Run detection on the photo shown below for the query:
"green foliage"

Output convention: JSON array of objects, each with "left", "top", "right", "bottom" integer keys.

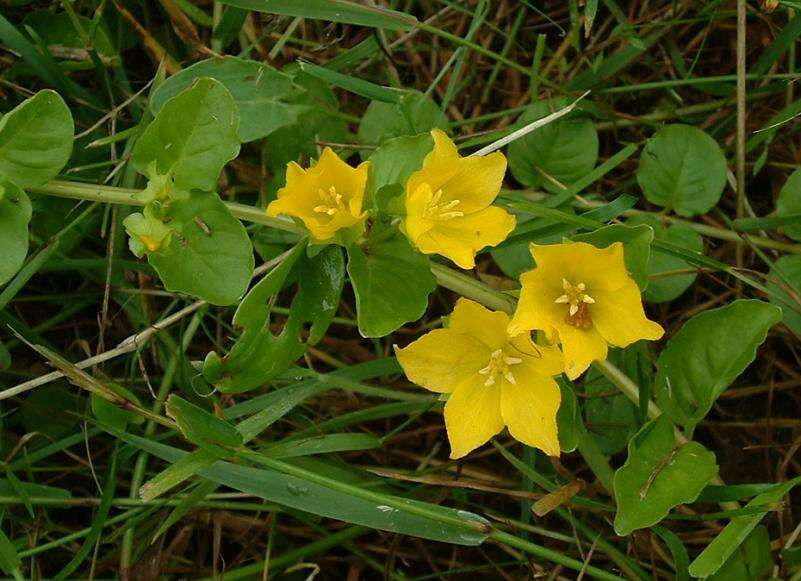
[
  {"left": 613, "top": 415, "right": 718, "bottom": 536},
  {"left": 134, "top": 77, "right": 240, "bottom": 192},
  {"left": 23, "top": 11, "right": 116, "bottom": 57},
  {"left": 776, "top": 168, "right": 801, "bottom": 240},
  {"left": 507, "top": 99, "right": 598, "bottom": 192},
  {"left": 768, "top": 255, "right": 801, "bottom": 336},
  {"left": 0, "top": 181, "right": 31, "bottom": 286},
  {"left": 366, "top": 133, "right": 433, "bottom": 200},
  {"left": 707, "top": 526, "right": 772, "bottom": 581},
  {"left": 203, "top": 243, "right": 344, "bottom": 392},
  {"left": 144, "top": 191, "right": 254, "bottom": 305},
  {"left": 0, "top": 89, "right": 74, "bottom": 188},
  {"left": 347, "top": 226, "right": 437, "bottom": 337},
  {"left": 166, "top": 395, "right": 243, "bottom": 448},
  {"left": 358, "top": 91, "right": 448, "bottom": 154},
  {"left": 150, "top": 57, "right": 307, "bottom": 143},
  {"left": 654, "top": 300, "right": 781, "bottom": 428},
  {"left": 690, "top": 477, "right": 801, "bottom": 577},
  {"left": 628, "top": 215, "right": 704, "bottom": 303},
  {"left": 637, "top": 124, "right": 727, "bottom": 217},
  {"left": 555, "top": 381, "right": 583, "bottom": 453}
]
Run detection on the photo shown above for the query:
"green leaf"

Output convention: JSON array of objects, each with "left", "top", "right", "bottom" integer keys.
[
  {"left": 628, "top": 215, "right": 703, "bottom": 303},
  {"left": 573, "top": 223, "right": 653, "bottom": 290},
  {"left": 707, "top": 526, "right": 772, "bottom": 581},
  {"left": 0, "top": 528, "right": 20, "bottom": 577},
  {"left": 507, "top": 99, "right": 598, "bottom": 193},
  {"left": 0, "top": 89, "right": 74, "bottom": 188},
  {"left": 108, "top": 427, "right": 490, "bottom": 546},
  {"left": 0, "top": 181, "right": 31, "bottom": 285},
  {"left": 262, "top": 433, "right": 381, "bottom": 458},
  {"left": 768, "top": 255, "right": 801, "bottom": 336},
  {"left": 166, "top": 395, "right": 243, "bottom": 448},
  {"left": 654, "top": 300, "right": 782, "bottom": 428},
  {"left": 358, "top": 91, "right": 448, "bottom": 155},
  {"left": 613, "top": 415, "right": 718, "bottom": 536},
  {"left": 636, "top": 124, "right": 727, "bottom": 217},
  {"left": 366, "top": 133, "right": 433, "bottom": 205},
  {"left": 583, "top": 365, "right": 640, "bottom": 455},
  {"left": 150, "top": 57, "right": 306, "bottom": 143},
  {"left": 23, "top": 11, "right": 116, "bottom": 57},
  {"left": 145, "top": 191, "right": 254, "bottom": 305},
  {"left": 292, "top": 245, "right": 346, "bottom": 344},
  {"left": 133, "top": 77, "right": 240, "bottom": 192},
  {"left": 689, "top": 477, "right": 801, "bottom": 577},
  {"left": 347, "top": 227, "right": 437, "bottom": 337},
  {"left": 91, "top": 383, "right": 144, "bottom": 430},
  {"left": 216, "top": 0, "right": 417, "bottom": 30},
  {"left": 204, "top": 244, "right": 344, "bottom": 392},
  {"left": 556, "top": 380, "right": 584, "bottom": 453},
  {"left": 652, "top": 525, "right": 690, "bottom": 581},
  {"left": 776, "top": 168, "right": 801, "bottom": 240}
]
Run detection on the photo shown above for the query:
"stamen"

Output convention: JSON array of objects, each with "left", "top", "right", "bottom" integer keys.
[
  {"left": 478, "top": 349, "right": 522, "bottom": 387},
  {"left": 558, "top": 278, "right": 595, "bottom": 329},
  {"left": 569, "top": 304, "right": 579, "bottom": 316},
  {"left": 582, "top": 295, "right": 595, "bottom": 304},
  {"left": 554, "top": 294, "right": 569, "bottom": 304}
]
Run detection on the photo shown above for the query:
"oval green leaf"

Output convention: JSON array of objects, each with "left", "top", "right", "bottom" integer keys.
[
  {"left": 508, "top": 99, "right": 598, "bottom": 193},
  {"left": 613, "top": 415, "right": 718, "bottom": 536},
  {"left": 0, "top": 89, "right": 74, "bottom": 188},
  {"left": 0, "top": 180, "right": 31, "bottom": 285},
  {"left": 776, "top": 167, "right": 801, "bottom": 240},
  {"left": 150, "top": 57, "right": 307, "bottom": 143},
  {"left": 134, "top": 77, "right": 240, "bottom": 192},
  {"left": 768, "top": 255, "right": 801, "bottom": 336},
  {"left": 654, "top": 300, "right": 782, "bottom": 428},
  {"left": 347, "top": 226, "right": 437, "bottom": 338},
  {"left": 146, "top": 191, "right": 254, "bottom": 305},
  {"left": 637, "top": 124, "right": 727, "bottom": 217}
]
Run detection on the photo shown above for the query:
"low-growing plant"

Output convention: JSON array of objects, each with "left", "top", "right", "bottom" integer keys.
[{"left": 1, "top": 1, "right": 801, "bottom": 579}]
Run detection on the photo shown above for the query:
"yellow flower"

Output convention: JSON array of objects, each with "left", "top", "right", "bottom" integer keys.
[
  {"left": 123, "top": 204, "right": 175, "bottom": 257},
  {"left": 395, "top": 298, "right": 563, "bottom": 459},
  {"left": 403, "top": 129, "right": 515, "bottom": 269},
  {"left": 267, "top": 148, "right": 369, "bottom": 244},
  {"left": 510, "top": 242, "right": 664, "bottom": 380}
]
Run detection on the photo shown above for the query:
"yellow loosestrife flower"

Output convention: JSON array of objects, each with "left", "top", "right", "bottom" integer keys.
[
  {"left": 267, "top": 148, "right": 369, "bottom": 244},
  {"left": 510, "top": 242, "right": 664, "bottom": 380},
  {"left": 395, "top": 298, "right": 563, "bottom": 459},
  {"left": 403, "top": 129, "right": 515, "bottom": 269}
]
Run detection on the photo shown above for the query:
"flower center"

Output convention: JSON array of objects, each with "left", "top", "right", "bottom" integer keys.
[
  {"left": 478, "top": 348, "right": 522, "bottom": 387},
  {"left": 555, "top": 278, "right": 595, "bottom": 329},
  {"left": 313, "top": 185, "right": 346, "bottom": 216},
  {"left": 423, "top": 187, "right": 464, "bottom": 221}
]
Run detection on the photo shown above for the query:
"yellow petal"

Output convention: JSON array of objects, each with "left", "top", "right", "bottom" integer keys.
[
  {"left": 448, "top": 298, "right": 510, "bottom": 351},
  {"left": 554, "top": 322, "right": 608, "bottom": 380},
  {"left": 509, "top": 334, "right": 564, "bottom": 377},
  {"left": 500, "top": 364, "right": 561, "bottom": 456},
  {"left": 529, "top": 241, "right": 632, "bottom": 292},
  {"left": 395, "top": 329, "right": 489, "bottom": 394},
  {"left": 509, "top": 273, "right": 562, "bottom": 336},
  {"left": 404, "top": 182, "right": 436, "bottom": 242},
  {"left": 266, "top": 148, "right": 369, "bottom": 242},
  {"left": 592, "top": 281, "right": 664, "bottom": 347},
  {"left": 444, "top": 374, "right": 504, "bottom": 459},
  {"left": 406, "top": 129, "right": 507, "bottom": 214},
  {"left": 412, "top": 206, "right": 516, "bottom": 269}
]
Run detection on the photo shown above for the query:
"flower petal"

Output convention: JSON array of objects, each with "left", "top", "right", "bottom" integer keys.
[
  {"left": 404, "top": 182, "right": 436, "bottom": 243},
  {"left": 448, "top": 298, "right": 510, "bottom": 351},
  {"left": 444, "top": 374, "right": 504, "bottom": 458},
  {"left": 592, "top": 281, "right": 664, "bottom": 347},
  {"left": 405, "top": 129, "right": 507, "bottom": 214},
  {"left": 530, "top": 241, "right": 631, "bottom": 292},
  {"left": 395, "top": 329, "right": 489, "bottom": 394},
  {"left": 413, "top": 206, "right": 516, "bottom": 269},
  {"left": 554, "top": 322, "right": 608, "bottom": 380},
  {"left": 509, "top": 334, "right": 564, "bottom": 377},
  {"left": 509, "top": 274, "right": 562, "bottom": 336},
  {"left": 500, "top": 364, "right": 561, "bottom": 456}
]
